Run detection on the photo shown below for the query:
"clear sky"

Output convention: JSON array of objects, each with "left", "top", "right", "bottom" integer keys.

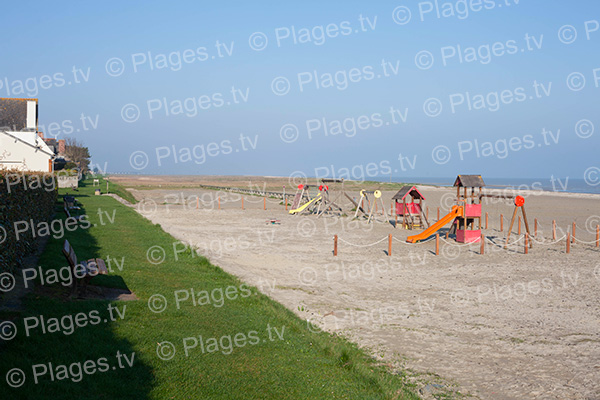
[{"left": 2, "top": 1, "right": 599, "bottom": 181}]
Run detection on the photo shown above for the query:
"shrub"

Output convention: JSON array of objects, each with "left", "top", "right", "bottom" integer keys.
[{"left": 0, "top": 170, "right": 57, "bottom": 274}]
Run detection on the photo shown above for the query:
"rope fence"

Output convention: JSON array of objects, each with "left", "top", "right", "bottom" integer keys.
[
  {"left": 186, "top": 186, "right": 600, "bottom": 255},
  {"left": 332, "top": 228, "right": 598, "bottom": 257},
  {"left": 337, "top": 236, "right": 389, "bottom": 248}
]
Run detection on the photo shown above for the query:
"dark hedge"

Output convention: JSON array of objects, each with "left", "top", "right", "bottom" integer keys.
[{"left": 0, "top": 170, "right": 57, "bottom": 274}]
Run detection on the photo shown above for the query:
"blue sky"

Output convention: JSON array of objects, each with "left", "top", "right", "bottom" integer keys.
[{"left": 1, "top": 1, "right": 599, "bottom": 180}]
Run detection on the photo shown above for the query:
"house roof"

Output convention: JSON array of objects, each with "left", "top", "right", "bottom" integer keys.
[
  {"left": 0, "top": 130, "right": 54, "bottom": 157},
  {"left": 43, "top": 138, "right": 58, "bottom": 154},
  {"left": 392, "top": 186, "right": 425, "bottom": 200},
  {"left": 0, "top": 98, "right": 38, "bottom": 131},
  {"left": 453, "top": 175, "right": 485, "bottom": 187}
]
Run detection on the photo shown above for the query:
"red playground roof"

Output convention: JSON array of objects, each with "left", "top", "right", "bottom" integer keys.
[{"left": 392, "top": 186, "right": 425, "bottom": 201}]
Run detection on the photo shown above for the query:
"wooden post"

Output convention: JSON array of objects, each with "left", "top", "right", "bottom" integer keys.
[
  {"left": 524, "top": 233, "right": 528, "bottom": 254},
  {"left": 500, "top": 214, "right": 503, "bottom": 232},
  {"left": 552, "top": 220, "right": 556, "bottom": 240},
  {"left": 485, "top": 212, "right": 488, "bottom": 229},
  {"left": 403, "top": 198, "right": 407, "bottom": 229},
  {"left": 218, "top": 197, "right": 221, "bottom": 210},
  {"left": 480, "top": 234, "right": 484, "bottom": 255},
  {"left": 534, "top": 218, "right": 538, "bottom": 237},
  {"left": 566, "top": 232, "right": 570, "bottom": 254},
  {"left": 263, "top": 197, "right": 266, "bottom": 210},
  {"left": 435, "top": 234, "right": 439, "bottom": 256},
  {"left": 437, "top": 207, "right": 440, "bottom": 221},
  {"left": 333, "top": 235, "right": 338, "bottom": 256},
  {"left": 196, "top": 197, "right": 199, "bottom": 209},
  {"left": 390, "top": 202, "right": 394, "bottom": 217},
  {"left": 518, "top": 216, "right": 521, "bottom": 235},
  {"left": 572, "top": 222, "right": 576, "bottom": 243},
  {"left": 426, "top": 207, "right": 429, "bottom": 220},
  {"left": 504, "top": 208, "right": 518, "bottom": 248},
  {"left": 596, "top": 225, "right": 599, "bottom": 248},
  {"left": 388, "top": 234, "right": 392, "bottom": 257},
  {"left": 285, "top": 198, "right": 288, "bottom": 211}
]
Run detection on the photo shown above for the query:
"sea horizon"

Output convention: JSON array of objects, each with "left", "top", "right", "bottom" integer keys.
[
  {"left": 105, "top": 172, "right": 600, "bottom": 195},
  {"left": 373, "top": 176, "right": 600, "bottom": 195}
]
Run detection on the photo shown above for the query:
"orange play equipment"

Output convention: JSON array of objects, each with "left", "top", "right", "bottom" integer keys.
[
  {"left": 406, "top": 175, "right": 485, "bottom": 243},
  {"left": 407, "top": 205, "right": 463, "bottom": 243}
]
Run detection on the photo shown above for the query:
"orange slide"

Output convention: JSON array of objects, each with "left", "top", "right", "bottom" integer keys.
[{"left": 406, "top": 205, "right": 463, "bottom": 243}]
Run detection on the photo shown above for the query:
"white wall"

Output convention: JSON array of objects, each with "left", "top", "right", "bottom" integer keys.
[
  {"left": 0, "top": 132, "right": 53, "bottom": 172},
  {"left": 57, "top": 175, "right": 79, "bottom": 188}
]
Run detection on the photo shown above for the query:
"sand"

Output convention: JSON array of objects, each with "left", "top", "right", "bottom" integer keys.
[{"left": 119, "top": 178, "right": 600, "bottom": 399}]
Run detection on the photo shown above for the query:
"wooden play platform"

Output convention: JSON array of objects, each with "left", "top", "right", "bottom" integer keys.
[{"left": 392, "top": 186, "right": 429, "bottom": 229}]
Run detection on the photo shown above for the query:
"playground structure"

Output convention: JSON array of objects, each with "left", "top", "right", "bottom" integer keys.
[
  {"left": 316, "top": 179, "right": 346, "bottom": 218},
  {"left": 505, "top": 195, "right": 533, "bottom": 248},
  {"left": 450, "top": 175, "right": 484, "bottom": 243},
  {"left": 407, "top": 175, "right": 485, "bottom": 243},
  {"left": 392, "top": 186, "right": 429, "bottom": 229},
  {"left": 289, "top": 184, "right": 322, "bottom": 215},
  {"left": 353, "top": 189, "right": 389, "bottom": 224},
  {"left": 289, "top": 179, "right": 359, "bottom": 217}
]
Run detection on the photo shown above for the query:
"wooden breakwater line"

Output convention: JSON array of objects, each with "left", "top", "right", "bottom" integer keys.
[{"left": 197, "top": 184, "right": 296, "bottom": 201}]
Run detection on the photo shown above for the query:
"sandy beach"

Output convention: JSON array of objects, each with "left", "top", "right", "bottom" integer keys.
[{"left": 115, "top": 176, "right": 600, "bottom": 399}]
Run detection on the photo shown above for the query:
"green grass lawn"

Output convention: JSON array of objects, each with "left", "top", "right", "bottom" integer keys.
[{"left": 0, "top": 179, "right": 419, "bottom": 400}]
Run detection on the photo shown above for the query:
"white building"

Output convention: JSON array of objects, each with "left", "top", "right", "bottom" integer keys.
[
  {"left": 0, "top": 130, "right": 55, "bottom": 172},
  {"left": 0, "top": 98, "right": 55, "bottom": 172}
]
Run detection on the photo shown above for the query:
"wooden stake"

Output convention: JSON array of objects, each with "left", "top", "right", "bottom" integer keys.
[
  {"left": 437, "top": 207, "right": 440, "bottom": 221},
  {"left": 566, "top": 232, "right": 570, "bottom": 254},
  {"left": 518, "top": 216, "right": 521, "bottom": 235},
  {"left": 388, "top": 234, "right": 392, "bottom": 257},
  {"left": 504, "top": 208, "right": 518, "bottom": 248},
  {"left": 480, "top": 234, "right": 484, "bottom": 255},
  {"left": 435, "top": 234, "right": 439, "bottom": 256},
  {"left": 285, "top": 197, "right": 288, "bottom": 211},
  {"left": 596, "top": 225, "right": 599, "bottom": 248},
  {"left": 263, "top": 197, "right": 266, "bottom": 210},
  {"left": 552, "top": 220, "right": 556, "bottom": 240},
  {"left": 426, "top": 207, "right": 429, "bottom": 220},
  {"left": 521, "top": 206, "right": 532, "bottom": 248},
  {"left": 196, "top": 197, "right": 199, "bottom": 209},
  {"left": 333, "top": 235, "right": 338, "bottom": 256},
  {"left": 500, "top": 214, "right": 503, "bottom": 232},
  {"left": 572, "top": 222, "right": 576, "bottom": 243},
  {"left": 524, "top": 233, "right": 528, "bottom": 254},
  {"left": 534, "top": 218, "right": 538, "bottom": 237},
  {"left": 485, "top": 212, "right": 488, "bottom": 229},
  {"left": 218, "top": 197, "right": 221, "bottom": 210}
]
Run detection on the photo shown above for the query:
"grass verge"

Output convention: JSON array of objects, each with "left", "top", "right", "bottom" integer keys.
[{"left": 103, "top": 176, "right": 138, "bottom": 204}]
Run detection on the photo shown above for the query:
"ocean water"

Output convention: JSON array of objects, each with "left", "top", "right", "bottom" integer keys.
[{"left": 374, "top": 177, "right": 600, "bottom": 195}]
